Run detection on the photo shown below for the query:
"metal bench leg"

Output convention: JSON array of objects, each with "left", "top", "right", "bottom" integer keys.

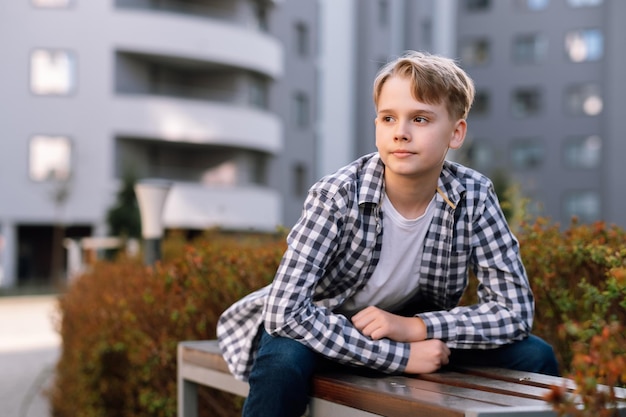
[{"left": 178, "top": 378, "right": 198, "bottom": 417}]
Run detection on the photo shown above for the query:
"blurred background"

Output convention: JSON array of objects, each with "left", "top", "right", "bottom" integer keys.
[{"left": 1, "top": 0, "right": 624, "bottom": 294}]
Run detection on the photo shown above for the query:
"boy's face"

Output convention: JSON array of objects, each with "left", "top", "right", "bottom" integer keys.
[{"left": 375, "top": 75, "right": 466, "bottom": 183}]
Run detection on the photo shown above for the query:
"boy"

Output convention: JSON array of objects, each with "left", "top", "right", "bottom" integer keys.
[{"left": 217, "top": 51, "right": 558, "bottom": 417}]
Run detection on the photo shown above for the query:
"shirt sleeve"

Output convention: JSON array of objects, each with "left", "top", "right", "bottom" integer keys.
[
  {"left": 262, "top": 189, "right": 410, "bottom": 373},
  {"left": 419, "top": 186, "right": 534, "bottom": 348}
]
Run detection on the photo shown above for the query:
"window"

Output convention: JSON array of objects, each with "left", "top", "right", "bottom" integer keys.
[
  {"left": 464, "top": 139, "right": 493, "bottom": 172},
  {"left": 378, "top": 0, "right": 390, "bottom": 27},
  {"left": 421, "top": 19, "right": 433, "bottom": 51},
  {"left": 513, "top": 34, "right": 548, "bottom": 64},
  {"left": 32, "top": 0, "right": 71, "bottom": 7},
  {"left": 514, "top": 0, "right": 550, "bottom": 10},
  {"left": 511, "top": 138, "right": 544, "bottom": 169},
  {"left": 459, "top": 38, "right": 490, "bottom": 66},
  {"left": 565, "top": 83, "right": 602, "bottom": 116},
  {"left": 471, "top": 90, "right": 491, "bottom": 117},
  {"left": 564, "top": 135, "right": 601, "bottom": 169},
  {"left": 563, "top": 191, "right": 600, "bottom": 223},
  {"left": 512, "top": 88, "right": 542, "bottom": 117},
  {"left": 465, "top": 0, "right": 491, "bottom": 11},
  {"left": 294, "top": 22, "right": 309, "bottom": 57},
  {"left": 252, "top": 1, "right": 269, "bottom": 32},
  {"left": 293, "top": 92, "right": 310, "bottom": 127},
  {"left": 565, "top": 29, "right": 603, "bottom": 62},
  {"left": 567, "top": 0, "right": 602, "bottom": 7},
  {"left": 29, "top": 135, "right": 72, "bottom": 181},
  {"left": 30, "top": 49, "right": 76, "bottom": 95},
  {"left": 249, "top": 76, "right": 268, "bottom": 109},
  {"left": 293, "top": 163, "right": 308, "bottom": 196}
]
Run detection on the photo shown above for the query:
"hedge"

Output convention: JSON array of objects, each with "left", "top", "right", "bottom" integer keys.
[
  {"left": 48, "top": 220, "right": 625, "bottom": 416},
  {"left": 49, "top": 232, "right": 286, "bottom": 417}
]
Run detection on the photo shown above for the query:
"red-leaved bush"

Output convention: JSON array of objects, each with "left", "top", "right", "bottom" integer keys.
[
  {"left": 49, "top": 218, "right": 625, "bottom": 416},
  {"left": 49, "top": 232, "right": 286, "bottom": 417}
]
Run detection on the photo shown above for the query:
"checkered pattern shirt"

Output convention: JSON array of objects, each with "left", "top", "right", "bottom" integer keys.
[{"left": 217, "top": 153, "right": 533, "bottom": 381}]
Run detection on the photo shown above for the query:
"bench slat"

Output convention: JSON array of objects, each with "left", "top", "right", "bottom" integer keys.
[
  {"left": 180, "top": 341, "right": 230, "bottom": 374},
  {"left": 458, "top": 366, "right": 626, "bottom": 401},
  {"left": 419, "top": 371, "right": 553, "bottom": 401},
  {"left": 314, "top": 373, "right": 466, "bottom": 417},
  {"left": 385, "top": 375, "right": 548, "bottom": 407}
]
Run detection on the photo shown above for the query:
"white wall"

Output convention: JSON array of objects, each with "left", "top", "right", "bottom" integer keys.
[{"left": 317, "top": 0, "right": 357, "bottom": 178}]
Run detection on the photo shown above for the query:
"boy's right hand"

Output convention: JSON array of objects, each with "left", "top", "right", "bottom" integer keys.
[{"left": 405, "top": 340, "right": 450, "bottom": 374}]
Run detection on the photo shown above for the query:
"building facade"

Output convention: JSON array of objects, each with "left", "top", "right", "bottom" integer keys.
[
  {"left": 0, "top": 0, "right": 318, "bottom": 289},
  {"left": 455, "top": 0, "right": 626, "bottom": 227},
  {"left": 317, "top": 0, "right": 456, "bottom": 175},
  {"left": 323, "top": 0, "right": 625, "bottom": 229},
  {"left": 3, "top": 0, "right": 624, "bottom": 290}
]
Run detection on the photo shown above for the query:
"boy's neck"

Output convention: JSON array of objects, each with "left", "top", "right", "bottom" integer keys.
[{"left": 384, "top": 172, "right": 438, "bottom": 219}]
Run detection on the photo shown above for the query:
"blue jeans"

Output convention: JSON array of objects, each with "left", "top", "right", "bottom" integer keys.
[{"left": 242, "top": 328, "right": 559, "bottom": 417}]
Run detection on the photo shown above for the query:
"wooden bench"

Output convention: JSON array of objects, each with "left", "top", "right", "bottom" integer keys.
[{"left": 177, "top": 340, "right": 626, "bottom": 417}]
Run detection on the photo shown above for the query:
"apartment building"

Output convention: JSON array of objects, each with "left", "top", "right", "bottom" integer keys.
[
  {"left": 329, "top": 0, "right": 625, "bottom": 229},
  {"left": 317, "top": 0, "right": 456, "bottom": 175},
  {"left": 0, "top": 0, "right": 318, "bottom": 289},
  {"left": 4, "top": 0, "right": 622, "bottom": 290},
  {"left": 454, "top": 0, "right": 626, "bottom": 227}
]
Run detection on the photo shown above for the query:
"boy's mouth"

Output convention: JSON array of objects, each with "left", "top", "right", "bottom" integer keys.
[{"left": 391, "top": 150, "right": 415, "bottom": 157}]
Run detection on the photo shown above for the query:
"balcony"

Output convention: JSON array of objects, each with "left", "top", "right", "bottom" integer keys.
[
  {"left": 115, "top": 136, "right": 270, "bottom": 187},
  {"left": 162, "top": 183, "right": 282, "bottom": 231},
  {"left": 111, "top": 95, "right": 282, "bottom": 154},
  {"left": 111, "top": 5, "right": 283, "bottom": 79}
]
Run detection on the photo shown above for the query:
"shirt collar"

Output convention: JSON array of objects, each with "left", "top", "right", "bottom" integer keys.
[
  {"left": 357, "top": 153, "right": 385, "bottom": 206},
  {"left": 357, "top": 153, "right": 466, "bottom": 210},
  {"left": 437, "top": 161, "right": 466, "bottom": 209}
]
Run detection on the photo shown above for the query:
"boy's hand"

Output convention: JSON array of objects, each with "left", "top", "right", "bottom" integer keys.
[
  {"left": 405, "top": 340, "right": 450, "bottom": 374},
  {"left": 352, "top": 306, "right": 427, "bottom": 342}
]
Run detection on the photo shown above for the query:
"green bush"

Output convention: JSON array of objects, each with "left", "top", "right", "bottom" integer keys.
[{"left": 49, "top": 232, "right": 286, "bottom": 417}]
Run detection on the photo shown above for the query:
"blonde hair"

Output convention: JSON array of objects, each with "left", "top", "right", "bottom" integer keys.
[{"left": 373, "top": 51, "right": 475, "bottom": 120}]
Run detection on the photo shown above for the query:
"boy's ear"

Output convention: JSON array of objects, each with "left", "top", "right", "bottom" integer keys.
[{"left": 449, "top": 119, "right": 467, "bottom": 150}]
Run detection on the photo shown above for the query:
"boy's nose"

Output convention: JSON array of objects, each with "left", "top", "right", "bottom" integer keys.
[{"left": 394, "top": 123, "right": 410, "bottom": 141}]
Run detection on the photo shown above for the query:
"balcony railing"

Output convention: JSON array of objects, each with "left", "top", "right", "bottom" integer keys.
[
  {"left": 115, "top": 0, "right": 270, "bottom": 32},
  {"left": 143, "top": 83, "right": 268, "bottom": 110}
]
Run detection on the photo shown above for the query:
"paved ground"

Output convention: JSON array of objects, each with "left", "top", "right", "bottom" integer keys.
[{"left": 0, "top": 295, "right": 61, "bottom": 417}]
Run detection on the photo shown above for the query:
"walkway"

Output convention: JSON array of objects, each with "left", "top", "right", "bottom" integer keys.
[{"left": 0, "top": 295, "right": 61, "bottom": 417}]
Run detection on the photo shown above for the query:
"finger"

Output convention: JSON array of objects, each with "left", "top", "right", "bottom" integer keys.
[
  {"left": 351, "top": 314, "right": 372, "bottom": 331},
  {"left": 369, "top": 326, "right": 385, "bottom": 340},
  {"left": 362, "top": 321, "right": 380, "bottom": 338},
  {"left": 351, "top": 309, "right": 372, "bottom": 326},
  {"left": 443, "top": 344, "right": 451, "bottom": 356}
]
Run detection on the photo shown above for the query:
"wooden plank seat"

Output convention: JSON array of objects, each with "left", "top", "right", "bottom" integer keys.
[{"left": 177, "top": 340, "right": 626, "bottom": 417}]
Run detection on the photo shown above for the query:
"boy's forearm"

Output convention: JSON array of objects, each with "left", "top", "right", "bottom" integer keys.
[{"left": 417, "top": 301, "right": 532, "bottom": 348}]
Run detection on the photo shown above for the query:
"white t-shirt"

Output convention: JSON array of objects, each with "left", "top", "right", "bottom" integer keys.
[{"left": 337, "top": 192, "right": 436, "bottom": 317}]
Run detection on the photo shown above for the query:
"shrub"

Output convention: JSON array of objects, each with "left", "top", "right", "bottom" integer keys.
[
  {"left": 519, "top": 218, "right": 626, "bottom": 370},
  {"left": 50, "top": 218, "right": 626, "bottom": 416},
  {"left": 49, "top": 232, "right": 286, "bottom": 417},
  {"left": 516, "top": 218, "right": 626, "bottom": 414},
  {"left": 545, "top": 321, "right": 626, "bottom": 417}
]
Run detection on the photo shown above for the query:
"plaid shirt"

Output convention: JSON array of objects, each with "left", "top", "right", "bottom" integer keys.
[{"left": 217, "top": 153, "right": 533, "bottom": 381}]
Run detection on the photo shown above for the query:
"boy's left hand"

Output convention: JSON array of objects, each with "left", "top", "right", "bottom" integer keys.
[{"left": 352, "top": 306, "right": 426, "bottom": 342}]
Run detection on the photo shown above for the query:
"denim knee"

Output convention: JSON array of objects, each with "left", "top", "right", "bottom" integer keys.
[
  {"left": 449, "top": 334, "right": 560, "bottom": 377},
  {"left": 243, "top": 328, "right": 317, "bottom": 417},
  {"left": 522, "top": 335, "right": 560, "bottom": 376},
  {"left": 253, "top": 331, "right": 317, "bottom": 381}
]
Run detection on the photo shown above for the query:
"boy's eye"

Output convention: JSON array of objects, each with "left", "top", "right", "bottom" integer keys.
[
  {"left": 414, "top": 116, "right": 428, "bottom": 123},
  {"left": 382, "top": 116, "right": 394, "bottom": 122}
]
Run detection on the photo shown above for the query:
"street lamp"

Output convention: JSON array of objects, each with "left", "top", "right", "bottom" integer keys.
[{"left": 134, "top": 179, "right": 172, "bottom": 266}]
